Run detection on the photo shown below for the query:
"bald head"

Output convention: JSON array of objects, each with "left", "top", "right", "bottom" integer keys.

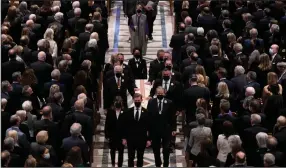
[
  {"left": 245, "top": 87, "right": 255, "bottom": 97},
  {"left": 29, "top": 14, "right": 36, "bottom": 21},
  {"left": 235, "top": 151, "right": 246, "bottom": 164},
  {"left": 26, "top": 20, "right": 34, "bottom": 27},
  {"left": 270, "top": 44, "right": 279, "bottom": 54},
  {"left": 42, "top": 106, "right": 52, "bottom": 117},
  {"left": 277, "top": 116, "right": 286, "bottom": 128},
  {"left": 184, "top": 16, "right": 192, "bottom": 26},
  {"left": 38, "top": 51, "right": 46, "bottom": 61}
]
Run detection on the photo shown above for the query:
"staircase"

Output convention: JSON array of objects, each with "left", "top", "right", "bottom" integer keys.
[{"left": 93, "top": 1, "right": 186, "bottom": 167}]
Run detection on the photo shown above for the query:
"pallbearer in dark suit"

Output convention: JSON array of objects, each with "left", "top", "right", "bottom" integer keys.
[
  {"left": 147, "top": 87, "right": 177, "bottom": 167},
  {"left": 128, "top": 48, "right": 148, "bottom": 79},
  {"left": 122, "top": 93, "right": 151, "bottom": 167},
  {"left": 103, "top": 65, "right": 135, "bottom": 109},
  {"left": 105, "top": 96, "right": 125, "bottom": 167}
]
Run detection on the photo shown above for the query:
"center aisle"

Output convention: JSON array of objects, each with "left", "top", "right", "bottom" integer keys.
[{"left": 93, "top": 1, "right": 186, "bottom": 167}]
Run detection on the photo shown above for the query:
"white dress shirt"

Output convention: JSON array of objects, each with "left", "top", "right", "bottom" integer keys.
[
  {"left": 135, "top": 58, "right": 140, "bottom": 68},
  {"left": 272, "top": 53, "right": 277, "bottom": 62},
  {"left": 115, "top": 109, "right": 121, "bottom": 119},
  {"left": 134, "top": 106, "right": 142, "bottom": 120}
]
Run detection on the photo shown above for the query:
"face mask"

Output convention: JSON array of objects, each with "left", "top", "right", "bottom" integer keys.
[
  {"left": 134, "top": 102, "right": 141, "bottom": 107},
  {"left": 159, "top": 57, "right": 164, "bottom": 62},
  {"left": 134, "top": 54, "right": 141, "bottom": 59},
  {"left": 164, "top": 58, "right": 168, "bottom": 62},
  {"left": 43, "top": 153, "right": 50, "bottom": 159},
  {"left": 269, "top": 48, "right": 274, "bottom": 55},
  {"left": 165, "top": 65, "right": 172, "bottom": 70},
  {"left": 115, "top": 102, "right": 121, "bottom": 108},
  {"left": 120, "top": 60, "right": 124, "bottom": 64},
  {"left": 116, "top": 73, "right": 122, "bottom": 78},
  {"left": 137, "top": 9, "right": 142, "bottom": 13},
  {"left": 157, "top": 95, "right": 164, "bottom": 100},
  {"left": 163, "top": 75, "right": 170, "bottom": 81}
]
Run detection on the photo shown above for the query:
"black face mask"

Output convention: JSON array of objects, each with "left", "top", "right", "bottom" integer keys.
[
  {"left": 163, "top": 75, "right": 170, "bottom": 81},
  {"left": 119, "top": 60, "right": 124, "bottom": 64},
  {"left": 134, "top": 54, "right": 141, "bottom": 59},
  {"left": 137, "top": 9, "right": 142, "bottom": 13},
  {"left": 134, "top": 102, "right": 141, "bottom": 107},
  {"left": 159, "top": 57, "right": 164, "bottom": 62},
  {"left": 116, "top": 73, "right": 122, "bottom": 78},
  {"left": 115, "top": 102, "right": 121, "bottom": 108},
  {"left": 157, "top": 95, "right": 164, "bottom": 100},
  {"left": 165, "top": 65, "right": 172, "bottom": 70}
]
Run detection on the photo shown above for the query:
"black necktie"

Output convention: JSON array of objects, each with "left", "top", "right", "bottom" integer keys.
[
  {"left": 137, "top": 15, "right": 140, "bottom": 34},
  {"left": 158, "top": 100, "right": 162, "bottom": 113},
  {"left": 164, "top": 82, "right": 168, "bottom": 91},
  {"left": 135, "top": 108, "right": 139, "bottom": 121}
]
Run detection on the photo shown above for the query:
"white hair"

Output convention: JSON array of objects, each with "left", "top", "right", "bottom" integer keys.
[
  {"left": 256, "top": 132, "right": 268, "bottom": 148},
  {"left": 249, "top": 28, "right": 258, "bottom": 36},
  {"left": 54, "top": 12, "right": 64, "bottom": 22},
  {"left": 51, "top": 69, "right": 61, "bottom": 79},
  {"left": 90, "top": 32, "right": 99, "bottom": 41},
  {"left": 87, "top": 39, "right": 97, "bottom": 48},
  {"left": 271, "top": 24, "right": 280, "bottom": 33},
  {"left": 51, "top": 6, "right": 60, "bottom": 13},
  {"left": 246, "top": 87, "right": 255, "bottom": 96},
  {"left": 228, "top": 135, "right": 242, "bottom": 148},
  {"left": 72, "top": 1, "right": 80, "bottom": 9},
  {"left": 37, "top": 39, "right": 46, "bottom": 48},
  {"left": 85, "top": 23, "right": 94, "bottom": 31},
  {"left": 22, "top": 101, "right": 33, "bottom": 112},
  {"left": 114, "top": 65, "right": 123, "bottom": 72},
  {"left": 197, "top": 27, "right": 204, "bottom": 36},
  {"left": 264, "top": 153, "right": 275, "bottom": 166},
  {"left": 234, "top": 65, "right": 245, "bottom": 76},
  {"left": 251, "top": 114, "right": 261, "bottom": 125},
  {"left": 2, "top": 98, "right": 8, "bottom": 107},
  {"left": 44, "top": 28, "right": 54, "bottom": 40},
  {"left": 74, "top": 7, "right": 81, "bottom": 16},
  {"left": 16, "top": 110, "right": 27, "bottom": 119},
  {"left": 29, "top": 14, "right": 36, "bottom": 21},
  {"left": 70, "top": 123, "right": 82, "bottom": 136},
  {"left": 38, "top": 51, "right": 46, "bottom": 61},
  {"left": 234, "top": 43, "right": 243, "bottom": 51}
]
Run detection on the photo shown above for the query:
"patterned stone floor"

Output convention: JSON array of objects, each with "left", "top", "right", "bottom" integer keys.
[{"left": 92, "top": 1, "right": 186, "bottom": 167}]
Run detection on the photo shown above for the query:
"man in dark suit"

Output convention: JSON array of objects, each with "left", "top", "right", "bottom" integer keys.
[
  {"left": 267, "top": 137, "right": 285, "bottom": 167},
  {"left": 243, "top": 114, "right": 268, "bottom": 166},
  {"left": 61, "top": 123, "right": 90, "bottom": 165},
  {"left": 43, "top": 69, "right": 65, "bottom": 99},
  {"left": 157, "top": 60, "right": 182, "bottom": 82},
  {"left": 220, "top": 19, "right": 233, "bottom": 50},
  {"left": 92, "top": 12, "right": 109, "bottom": 56},
  {"left": 169, "top": 23, "right": 186, "bottom": 64},
  {"left": 2, "top": 49, "right": 25, "bottom": 82},
  {"left": 122, "top": 93, "right": 151, "bottom": 167},
  {"left": 241, "top": 13, "right": 256, "bottom": 38},
  {"left": 182, "top": 54, "right": 199, "bottom": 86},
  {"left": 148, "top": 49, "right": 165, "bottom": 84},
  {"left": 252, "top": 1, "right": 264, "bottom": 24},
  {"left": 184, "top": 16, "right": 197, "bottom": 35},
  {"left": 48, "top": 12, "right": 65, "bottom": 48},
  {"left": 78, "top": 24, "right": 93, "bottom": 51},
  {"left": 273, "top": 116, "right": 286, "bottom": 155},
  {"left": 1, "top": 99, "right": 11, "bottom": 142},
  {"left": 181, "top": 33, "right": 200, "bottom": 61},
  {"left": 217, "top": 67, "right": 234, "bottom": 94},
  {"left": 11, "top": 72, "right": 23, "bottom": 96},
  {"left": 231, "top": 66, "right": 247, "bottom": 102},
  {"left": 68, "top": 8, "right": 88, "bottom": 36},
  {"left": 147, "top": 87, "right": 176, "bottom": 167},
  {"left": 150, "top": 69, "right": 183, "bottom": 112},
  {"left": 30, "top": 51, "right": 53, "bottom": 87},
  {"left": 34, "top": 106, "right": 60, "bottom": 150},
  {"left": 183, "top": 75, "right": 210, "bottom": 124},
  {"left": 128, "top": 48, "right": 148, "bottom": 79},
  {"left": 62, "top": 100, "right": 93, "bottom": 148},
  {"left": 31, "top": 39, "right": 53, "bottom": 66},
  {"left": 243, "top": 71, "right": 261, "bottom": 98},
  {"left": 197, "top": 7, "right": 217, "bottom": 33},
  {"left": 270, "top": 44, "right": 282, "bottom": 73},
  {"left": 48, "top": 92, "right": 65, "bottom": 124},
  {"left": 231, "top": 1, "right": 248, "bottom": 37},
  {"left": 104, "top": 65, "right": 135, "bottom": 110}
]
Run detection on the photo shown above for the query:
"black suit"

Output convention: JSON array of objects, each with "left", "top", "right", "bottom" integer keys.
[
  {"left": 78, "top": 31, "right": 91, "bottom": 50},
  {"left": 220, "top": 29, "right": 234, "bottom": 50},
  {"left": 231, "top": 74, "right": 247, "bottom": 100},
  {"left": 43, "top": 80, "right": 65, "bottom": 99},
  {"left": 128, "top": 58, "right": 147, "bottom": 79},
  {"left": 30, "top": 61, "right": 53, "bottom": 86},
  {"left": 31, "top": 50, "right": 54, "bottom": 66},
  {"left": 48, "top": 102, "right": 65, "bottom": 123},
  {"left": 21, "top": 46, "right": 33, "bottom": 66},
  {"left": 148, "top": 59, "right": 165, "bottom": 83},
  {"left": 197, "top": 14, "right": 217, "bottom": 33},
  {"left": 105, "top": 108, "right": 124, "bottom": 166},
  {"left": 150, "top": 79, "right": 183, "bottom": 111},
  {"left": 243, "top": 81, "right": 261, "bottom": 98},
  {"left": 122, "top": 107, "right": 150, "bottom": 167},
  {"left": 92, "top": 20, "right": 109, "bottom": 53},
  {"left": 104, "top": 76, "right": 135, "bottom": 109},
  {"left": 181, "top": 43, "right": 200, "bottom": 61},
  {"left": 274, "top": 127, "right": 286, "bottom": 155},
  {"left": 157, "top": 70, "right": 182, "bottom": 82},
  {"left": 183, "top": 85, "right": 210, "bottom": 123},
  {"left": 11, "top": 82, "right": 23, "bottom": 96},
  {"left": 147, "top": 98, "right": 176, "bottom": 167},
  {"left": 272, "top": 54, "right": 282, "bottom": 73},
  {"left": 169, "top": 32, "right": 186, "bottom": 64},
  {"left": 2, "top": 59, "right": 25, "bottom": 82},
  {"left": 34, "top": 119, "right": 60, "bottom": 150}
]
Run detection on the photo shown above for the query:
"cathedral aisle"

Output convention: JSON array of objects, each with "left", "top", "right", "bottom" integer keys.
[{"left": 93, "top": 1, "right": 186, "bottom": 167}]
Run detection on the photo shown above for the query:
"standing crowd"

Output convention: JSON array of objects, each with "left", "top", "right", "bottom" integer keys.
[{"left": 2, "top": 0, "right": 286, "bottom": 167}]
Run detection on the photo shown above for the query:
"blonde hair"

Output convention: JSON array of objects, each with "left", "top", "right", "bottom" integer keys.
[
  {"left": 267, "top": 72, "right": 278, "bottom": 85},
  {"left": 6, "top": 130, "right": 18, "bottom": 143},
  {"left": 44, "top": 28, "right": 54, "bottom": 40},
  {"left": 197, "top": 74, "right": 206, "bottom": 87},
  {"left": 49, "top": 84, "right": 60, "bottom": 98},
  {"left": 258, "top": 53, "right": 272, "bottom": 71},
  {"left": 196, "top": 65, "right": 208, "bottom": 86},
  {"left": 182, "top": 0, "right": 189, "bottom": 9},
  {"left": 217, "top": 82, "right": 230, "bottom": 98}
]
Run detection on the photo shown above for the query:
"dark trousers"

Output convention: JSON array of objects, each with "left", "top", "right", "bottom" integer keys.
[
  {"left": 146, "top": 11, "right": 156, "bottom": 37},
  {"left": 109, "top": 140, "right": 124, "bottom": 167},
  {"left": 127, "top": 142, "right": 146, "bottom": 167},
  {"left": 152, "top": 134, "right": 171, "bottom": 167}
]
